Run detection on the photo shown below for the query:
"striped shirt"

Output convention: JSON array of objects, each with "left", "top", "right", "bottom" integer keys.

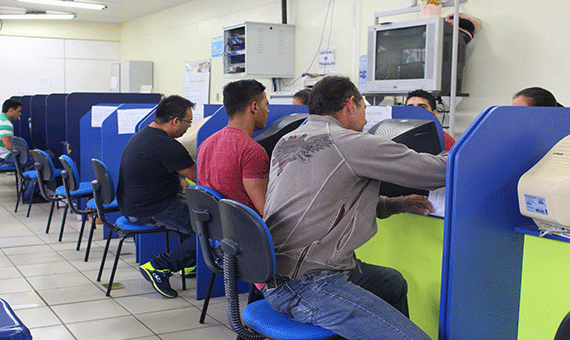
[{"left": 0, "top": 112, "right": 14, "bottom": 159}]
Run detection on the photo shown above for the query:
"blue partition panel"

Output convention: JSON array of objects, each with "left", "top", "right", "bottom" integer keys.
[
  {"left": 9, "top": 96, "right": 22, "bottom": 137},
  {"left": 79, "top": 104, "right": 120, "bottom": 184},
  {"left": 19, "top": 96, "right": 32, "bottom": 146},
  {"left": 45, "top": 94, "right": 67, "bottom": 158},
  {"left": 30, "top": 95, "right": 48, "bottom": 151},
  {"left": 439, "top": 106, "right": 570, "bottom": 339},
  {"left": 65, "top": 92, "right": 161, "bottom": 175}
]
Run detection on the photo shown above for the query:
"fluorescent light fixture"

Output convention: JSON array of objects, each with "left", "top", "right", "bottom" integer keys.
[
  {"left": 0, "top": 11, "right": 75, "bottom": 19},
  {"left": 16, "top": 0, "right": 106, "bottom": 10}
]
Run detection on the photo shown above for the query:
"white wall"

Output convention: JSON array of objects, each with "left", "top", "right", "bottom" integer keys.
[
  {"left": 1, "top": 0, "right": 568, "bottom": 138},
  {"left": 0, "top": 36, "right": 120, "bottom": 103},
  {"left": 119, "top": 0, "right": 570, "bottom": 138}
]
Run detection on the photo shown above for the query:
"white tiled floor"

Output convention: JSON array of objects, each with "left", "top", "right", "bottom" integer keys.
[{"left": 0, "top": 173, "right": 246, "bottom": 339}]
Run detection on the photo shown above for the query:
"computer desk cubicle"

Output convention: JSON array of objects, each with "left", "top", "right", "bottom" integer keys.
[{"left": 30, "top": 94, "right": 48, "bottom": 151}]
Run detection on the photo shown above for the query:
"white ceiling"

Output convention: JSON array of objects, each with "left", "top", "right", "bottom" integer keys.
[{"left": 0, "top": 0, "right": 194, "bottom": 24}]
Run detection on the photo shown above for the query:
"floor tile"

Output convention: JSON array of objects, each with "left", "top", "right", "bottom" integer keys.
[
  {"left": 30, "top": 325, "right": 76, "bottom": 340},
  {"left": 51, "top": 298, "right": 130, "bottom": 323},
  {"left": 159, "top": 324, "right": 237, "bottom": 340},
  {"left": 135, "top": 306, "right": 210, "bottom": 334},
  {"left": 37, "top": 284, "right": 106, "bottom": 305},
  {"left": 66, "top": 315, "right": 154, "bottom": 340},
  {"left": 17, "top": 260, "right": 79, "bottom": 277},
  {"left": 0, "top": 235, "right": 46, "bottom": 248},
  {"left": 7, "top": 250, "right": 65, "bottom": 266},
  {"left": 0, "top": 277, "right": 34, "bottom": 294},
  {"left": 26, "top": 271, "right": 94, "bottom": 290},
  {"left": 14, "top": 306, "right": 62, "bottom": 328},
  {"left": 115, "top": 293, "right": 193, "bottom": 315},
  {"left": 0, "top": 291, "right": 46, "bottom": 310}
]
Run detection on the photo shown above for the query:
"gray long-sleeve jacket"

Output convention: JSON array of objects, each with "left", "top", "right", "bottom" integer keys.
[{"left": 263, "top": 115, "right": 447, "bottom": 279}]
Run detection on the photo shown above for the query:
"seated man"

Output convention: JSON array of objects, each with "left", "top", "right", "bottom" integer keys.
[
  {"left": 262, "top": 76, "right": 447, "bottom": 339},
  {"left": 292, "top": 89, "right": 311, "bottom": 106},
  {"left": 117, "top": 95, "right": 197, "bottom": 298},
  {"left": 406, "top": 89, "right": 455, "bottom": 151},
  {"left": 197, "top": 79, "right": 269, "bottom": 216},
  {"left": 1, "top": 99, "right": 26, "bottom": 168}
]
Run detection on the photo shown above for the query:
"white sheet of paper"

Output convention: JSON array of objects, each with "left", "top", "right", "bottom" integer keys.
[
  {"left": 428, "top": 187, "right": 446, "bottom": 218},
  {"left": 117, "top": 108, "right": 153, "bottom": 134},
  {"left": 91, "top": 105, "right": 118, "bottom": 128},
  {"left": 364, "top": 106, "right": 392, "bottom": 133}
]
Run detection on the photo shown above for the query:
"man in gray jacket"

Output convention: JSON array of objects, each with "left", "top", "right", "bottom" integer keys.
[{"left": 262, "top": 76, "right": 447, "bottom": 339}]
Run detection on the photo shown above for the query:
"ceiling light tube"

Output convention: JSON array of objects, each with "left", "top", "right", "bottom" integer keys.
[
  {"left": 16, "top": 0, "right": 106, "bottom": 10},
  {"left": 0, "top": 11, "right": 75, "bottom": 19}
]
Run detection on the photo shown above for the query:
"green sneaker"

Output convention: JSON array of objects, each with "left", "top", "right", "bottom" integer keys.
[
  {"left": 179, "top": 266, "right": 197, "bottom": 277},
  {"left": 139, "top": 262, "right": 177, "bottom": 298}
]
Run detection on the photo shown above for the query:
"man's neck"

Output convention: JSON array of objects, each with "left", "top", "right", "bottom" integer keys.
[
  {"left": 228, "top": 116, "right": 255, "bottom": 137},
  {"left": 149, "top": 121, "right": 172, "bottom": 136}
]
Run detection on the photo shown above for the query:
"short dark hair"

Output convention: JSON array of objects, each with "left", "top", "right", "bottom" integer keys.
[
  {"left": 406, "top": 89, "right": 437, "bottom": 112},
  {"left": 307, "top": 76, "right": 363, "bottom": 116},
  {"left": 223, "top": 79, "right": 266, "bottom": 118},
  {"left": 2, "top": 99, "right": 22, "bottom": 114},
  {"left": 513, "top": 87, "right": 561, "bottom": 107},
  {"left": 293, "top": 89, "right": 311, "bottom": 105},
  {"left": 155, "top": 95, "right": 195, "bottom": 124}
]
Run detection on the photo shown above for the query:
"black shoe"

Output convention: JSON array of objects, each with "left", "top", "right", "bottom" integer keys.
[{"left": 139, "top": 262, "right": 177, "bottom": 298}]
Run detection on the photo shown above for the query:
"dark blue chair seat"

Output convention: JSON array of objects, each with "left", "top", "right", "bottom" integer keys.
[
  {"left": 115, "top": 215, "right": 164, "bottom": 232},
  {"left": 55, "top": 181, "right": 93, "bottom": 196},
  {"left": 243, "top": 299, "right": 338, "bottom": 340},
  {"left": 0, "top": 298, "right": 32, "bottom": 340},
  {"left": 87, "top": 197, "right": 118, "bottom": 210}
]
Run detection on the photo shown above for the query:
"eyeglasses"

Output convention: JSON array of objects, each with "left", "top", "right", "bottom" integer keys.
[{"left": 178, "top": 117, "right": 192, "bottom": 125}]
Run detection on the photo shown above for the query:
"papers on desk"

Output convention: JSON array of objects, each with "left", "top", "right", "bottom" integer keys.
[{"left": 428, "top": 187, "right": 446, "bottom": 218}]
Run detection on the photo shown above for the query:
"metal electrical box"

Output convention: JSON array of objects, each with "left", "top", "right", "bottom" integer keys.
[{"left": 223, "top": 22, "right": 295, "bottom": 78}]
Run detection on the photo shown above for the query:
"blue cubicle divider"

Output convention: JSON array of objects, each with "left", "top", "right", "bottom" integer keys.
[
  {"left": 30, "top": 95, "right": 48, "bottom": 151},
  {"left": 45, "top": 94, "right": 68, "bottom": 159},
  {"left": 79, "top": 104, "right": 121, "bottom": 186},
  {"left": 19, "top": 95, "right": 32, "bottom": 146},
  {"left": 65, "top": 92, "right": 161, "bottom": 179},
  {"left": 9, "top": 96, "right": 22, "bottom": 137},
  {"left": 439, "top": 106, "right": 570, "bottom": 339}
]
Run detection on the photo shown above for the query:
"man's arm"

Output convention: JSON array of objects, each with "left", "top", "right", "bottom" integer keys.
[
  {"left": 1, "top": 136, "right": 13, "bottom": 152},
  {"left": 177, "top": 165, "right": 197, "bottom": 183},
  {"left": 376, "top": 194, "right": 434, "bottom": 219},
  {"left": 243, "top": 177, "right": 269, "bottom": 216}
]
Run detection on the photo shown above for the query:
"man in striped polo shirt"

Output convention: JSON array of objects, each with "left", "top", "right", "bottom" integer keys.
[{"left": 0, "top": 99, "right": 22, "bottom": 168}]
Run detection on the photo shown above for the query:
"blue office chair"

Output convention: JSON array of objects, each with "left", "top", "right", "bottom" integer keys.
[
  {"left": 83, "top": 192, "right": 120, "bottom": 262},
  {"left": 58, "top": 155, "right": 98, "bottom": 245},
  {"left": 30, "top": 149, "right": 66, "bottom": 235},
  {"left": 218, "top": 198, "right": 340, "bottom": 340},
  {"left": 0, "top": 298, "right": 32, "bottom": 340},
  {"left": 13, "top": 136, "right": 62, "bottom": 217},
  {"left": 91, "top": 158, "right": 186, "bottom": 296},
  {"left": 185, "top": 185, "right": 224, "bottom": 324}
]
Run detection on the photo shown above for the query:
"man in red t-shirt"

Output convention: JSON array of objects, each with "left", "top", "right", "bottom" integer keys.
[{"left": 197, "top": 79, "right": 270, "bottom": 215}]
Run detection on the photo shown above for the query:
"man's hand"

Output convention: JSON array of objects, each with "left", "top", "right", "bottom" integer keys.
[{"left": 403, "top": 194, "right": 433, "bottom": 216}]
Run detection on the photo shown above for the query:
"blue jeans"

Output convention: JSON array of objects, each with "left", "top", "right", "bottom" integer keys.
[
  {"left": 262, "top": 260, "right": 430, "bottom": 340},
  {"left": 0, "top": 154, "right": 34, "bottom": 170},
  {"left": 127, "top": 198, "right": 196, "bottom": 272}
]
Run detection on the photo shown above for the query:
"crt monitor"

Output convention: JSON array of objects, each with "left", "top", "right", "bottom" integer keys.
[
  {"left": 253, "top": 113, "right": 309, "bottom": 157},
  {"left": 366, "top": 17, "right": 467, "bottom": 94},
  {"left": 369, "top": 118, "right": 442, "bottom": 197}
]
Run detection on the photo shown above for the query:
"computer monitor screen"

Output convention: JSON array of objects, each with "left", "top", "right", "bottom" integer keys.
[
  {"left": 375, "top": 25, "right": 427, "bottom": 81},
  {"left": 369, "top": 119, "right": 442, "bottom": 197},
  {"left": 253, "top": 114, "right": 309, "bottom": 157}
]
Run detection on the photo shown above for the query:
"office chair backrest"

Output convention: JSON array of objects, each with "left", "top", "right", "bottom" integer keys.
[
  {"left": 31, "top": 149, "right": 56, "bottom": 182},
  {"left": 218, "top": 198, "right": 275, "bottom": 283},
  {"left": 185, "top": 185, "right": 224, "bottom": 274},
  {"left": 91, "top": 159, "right": 115, "bottom": 205},
  {"left": 11, "top": 137, "right": 30, "bottom": 173},
  {"left": 59, "top": 155, "right": 80, "bottom": 191}
]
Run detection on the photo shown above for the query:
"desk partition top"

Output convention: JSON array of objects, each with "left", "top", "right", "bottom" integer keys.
[{"left": 65, "top": 92, "right": 161, "bottom": 174}]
